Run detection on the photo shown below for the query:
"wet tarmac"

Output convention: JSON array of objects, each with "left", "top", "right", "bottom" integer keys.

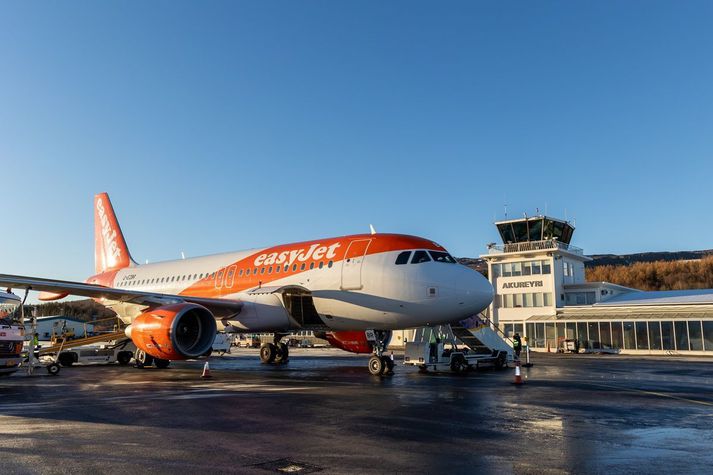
[{"left": 1, "top": 349, "right": 712, "bottom": 474}]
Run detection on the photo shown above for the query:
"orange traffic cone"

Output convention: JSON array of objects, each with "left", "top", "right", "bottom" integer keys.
[
  {"left": 513, "top": 360, "right": 523, "bottom": 385},
  {"left": 201, "top": 361, "right": 212, "bottom": 379}
]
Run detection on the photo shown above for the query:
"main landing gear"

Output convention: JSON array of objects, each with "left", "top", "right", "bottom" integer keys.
[
  {"left": 134, "top": 349, "right": 170, "bottom": 369},
  {"left": 368, "top": 330, "right": 394, "bottom": 376},
  {"left": 259, "top": 335, "right": 289, "bottom": 365}
]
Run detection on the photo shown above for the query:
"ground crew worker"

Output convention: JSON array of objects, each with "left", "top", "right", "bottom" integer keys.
[
  {"left": 32, "top": 333, "right": 40, "bottom": 359},
  {"left": 429, "top": 330, "right": 437, "bottom": 362},
  {"left": 513, "top": 333, "right": 522, "bottom": 360}
]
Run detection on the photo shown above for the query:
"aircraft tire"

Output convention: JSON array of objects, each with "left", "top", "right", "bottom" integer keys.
[
  {"left": 134, "top": 349, "right": 154, "bottom": 369},
  {"left": 260, "top": 343, "right": 276, "bottom": 364},
  {"left": 58, "top": 352, "right": 75, "bottom": 367},
  {"left": 383, "top": 356, "right": 395, "bottom": 374},
  {"left": 154, "top": 358, "right": 170, "bottom": 369},
  {"left": 117, "top": 351, "right": 132, "bottom": 366},
  {"left": 450, "top": 355, "right": 467, "bottom": 374},
  {"left": 368, "top": 355, "right": 385, "bottom": 376},
  {"left": 274, "top": 343, "right": 289, "bottom": 364}
]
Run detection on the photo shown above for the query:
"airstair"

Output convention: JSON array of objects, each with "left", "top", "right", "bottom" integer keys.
[{"left": 404, "top": 315, "right": 514, "bottom": 373}]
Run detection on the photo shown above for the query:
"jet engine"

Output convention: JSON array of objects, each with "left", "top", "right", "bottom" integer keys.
[
  {"left": 125, "top": 303, "right": 217, "bottom": 360},
  {"left": 315, "top": 331, "right": 392, "bottom": 354}
]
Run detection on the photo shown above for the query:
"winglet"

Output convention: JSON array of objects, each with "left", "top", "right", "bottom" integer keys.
[
  {"left": 369, "top": 224, "right": 377, "bottom": 235},
  {"left": 94, "top": 193, "right": 136, "bottom": 274}
]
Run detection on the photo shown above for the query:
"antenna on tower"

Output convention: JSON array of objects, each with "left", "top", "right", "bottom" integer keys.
[{"left": 504, "top": 203, "right": 508, "bottom": 219}]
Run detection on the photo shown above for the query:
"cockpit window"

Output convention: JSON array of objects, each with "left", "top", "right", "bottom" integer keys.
[
  {"left": 411, "top": 250, "right": 431, "bottom": 264},
  {"left": 429, "top": 251, "right": 457, "bottom": 263},
  {"left": 395, "top": 251, "right": 411, "bottom": 265}
]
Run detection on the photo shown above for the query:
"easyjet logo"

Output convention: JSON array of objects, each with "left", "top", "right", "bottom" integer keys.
[
  {"left": 96, "top": 198, "right": 122, "bottom": 262},
  {"left": 254, "top": 243, "right": 341, "bottom": 267}
]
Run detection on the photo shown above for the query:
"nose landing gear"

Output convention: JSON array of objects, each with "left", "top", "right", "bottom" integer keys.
[{"left": 367, "top": 330, "right": 394, "bottom": 376}]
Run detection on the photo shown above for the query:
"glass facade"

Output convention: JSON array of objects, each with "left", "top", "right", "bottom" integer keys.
[{"left": 519, "top": 319, "right": 713, "bottom": 353}]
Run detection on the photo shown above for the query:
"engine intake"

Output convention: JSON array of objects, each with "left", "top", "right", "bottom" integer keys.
[{"left": 126, "top": 303, "right": 217, "bottom": 360}]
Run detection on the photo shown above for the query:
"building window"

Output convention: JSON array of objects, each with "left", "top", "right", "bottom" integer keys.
[
  {"left": 703, "top": 321, "right": 713, "bottom": 351},
  {"left": 543, "top": 293, "right": 552, "bottom": 306},
  {"left": 611, "top": 322, "right": 624, "bottom": 349},
  {"left": 512, "top": 262, "right": 522, "bottom": 277},
  {"left": 635, "top": 322, "right": 649, "bottom": 350},
  {"left": 649, "top": 322, "right": 662, "bottom": 350},
  {"left": 623, "top": 322, "right": 635, "bottom": 349},
  {"left": 661, "top": 322, "right": 674, "bottom": 350},
  {"left": 531, "top": 261, "right": 541, "bottom": 275},
  {"left": 675, "top": 321, "right": 689, "bottom": 351},
  {"left": 599, "top": 322, "right": 612, "bottom": 348},
  {"left": 522, "top": 261, "right": 532, "bottom": 276},
  {"left": 491, "top": 264, "right": 501, "bottom": 277},
  {"left": 689, "top": 321, "right": 704, "bottom": 351},
  {"left": 502, "top": 263, "right": 512, "bottom": 277}
]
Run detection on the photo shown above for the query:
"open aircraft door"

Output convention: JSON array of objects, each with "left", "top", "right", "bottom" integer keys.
[{"left": 341, "top": 239, "right": 371, "bottom": 290}]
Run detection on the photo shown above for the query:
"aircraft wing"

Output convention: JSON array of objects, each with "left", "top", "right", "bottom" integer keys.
[{"left": 0, "top": 273, "right": 242, "bottom": 317}]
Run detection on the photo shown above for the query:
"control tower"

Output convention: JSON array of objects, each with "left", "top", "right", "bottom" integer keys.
[{"left": 480, "top": 215, "right": 591, "bottom": 334}]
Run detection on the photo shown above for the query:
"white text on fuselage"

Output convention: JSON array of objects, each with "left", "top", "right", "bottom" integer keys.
[
  {"left": 254, "top": 243, "right": 341, "bottom": 267},
  {"left": 96, "top": 198, "right": 122, "bottom": 263}
]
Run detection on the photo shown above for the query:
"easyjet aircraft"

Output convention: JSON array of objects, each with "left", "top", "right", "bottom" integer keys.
[{"left": 0, "top": 193, "right": 493, "bottom": 375}]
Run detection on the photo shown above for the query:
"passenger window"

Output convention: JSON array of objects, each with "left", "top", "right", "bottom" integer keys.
[
  {"left": 328, "top": 261, "right": 333, "bottom": 268},
  {"left": 239, "top": 269, "right": 243, "bottom": 277},
  {"left": 411, "top": 250, "right": 431, "bottom": 264},
  {"left": 309, "top": 262, "right": 314, "bottom": 270},
  {"left": 428, "top": 251, "right": 456, "bottom": 263},
  {"left": 268, "top": 267, "right": 272, "bottom": 274},
  {"left": 284, "top": 264, "right": 289, "bottom": 272},
  {"left": 275, "top": 266, "right": 280, "bottom": 273},
  {"left": 300, "top": 263, "right": 306, "bottom": 271},
  {"left": 395, "top": 251, "right": 412, "bottom": 265},
  {"left": 319, "top": 262, "right": 324, "bottom": 269},
  {"left": 246, "top": 269, "right": 250, "bottom": 275},
  {"left": 292, "top": 264, "right": 297, "bottom": 272},
  {"left": 260, "top": 268, "right": 265, "bottom": 274},
  {"left": 253, "top": 268, "right": 257, "bottom": 274}
]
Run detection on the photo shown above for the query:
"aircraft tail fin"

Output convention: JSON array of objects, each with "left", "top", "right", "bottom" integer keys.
[{"left": 94, "top": 192, "right": 136, "bottom": 274}]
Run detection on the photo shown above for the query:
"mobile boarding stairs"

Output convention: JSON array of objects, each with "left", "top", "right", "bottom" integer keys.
[{"left": 404, "top": 315, "right": 514, "bottom": 374}]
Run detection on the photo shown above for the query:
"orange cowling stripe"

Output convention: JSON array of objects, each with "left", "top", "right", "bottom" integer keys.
[
  {"left": 178, "top": 233, "right": 446, "bottom": 299},
  {"left": 94, "top": 193, "right": 134, "bottom": 274}
]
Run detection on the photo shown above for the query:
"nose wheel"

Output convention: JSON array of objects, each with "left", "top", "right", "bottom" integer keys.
[{"left": 367, "top": 330, "right": 394, "bottom": 376}]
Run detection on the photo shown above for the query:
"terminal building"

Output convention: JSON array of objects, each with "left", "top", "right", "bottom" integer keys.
[{"left": 481, "top": 216, "right": 713, "bottom": 355}]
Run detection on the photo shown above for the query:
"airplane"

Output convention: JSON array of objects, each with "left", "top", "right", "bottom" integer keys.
[{"left": 0, "top": 193, "right": 493, "bottom": 375}]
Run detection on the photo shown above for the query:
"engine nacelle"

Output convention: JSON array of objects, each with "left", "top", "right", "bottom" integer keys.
[
  {"left": 317, "top": 331, "right": 392, "bottom": 354},
  {"left": 125, "top": 303, "right": 217, "bottom": 360}
]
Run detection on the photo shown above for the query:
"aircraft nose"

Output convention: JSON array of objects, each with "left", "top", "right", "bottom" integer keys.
[{"left": 456, "top": 266, "right": 494, "bottom": 314}]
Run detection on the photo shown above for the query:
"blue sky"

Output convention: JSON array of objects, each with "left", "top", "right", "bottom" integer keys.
[{"left": 1, "top": 1, "right": 712, "bottom": 283}]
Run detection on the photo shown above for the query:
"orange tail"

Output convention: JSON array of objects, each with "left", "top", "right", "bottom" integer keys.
[{"left": 94, "top": 192, "right": 136, "bottom": 274}]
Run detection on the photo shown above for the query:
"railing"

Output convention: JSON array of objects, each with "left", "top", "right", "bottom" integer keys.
[{"left": 487, "top": 240, "right": 583, "bottom": 256}]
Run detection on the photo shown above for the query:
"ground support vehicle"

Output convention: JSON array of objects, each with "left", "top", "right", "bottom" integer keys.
[
  {"left": 404, "top": 316, "right": 514, "bottom": 374},
  {"left": 0, "top": 291, "right": 25, "bottom": 376},
  {"left": 212, "top": 333, "right": 232, "bottom": 356},
  {"left": 57, "top": 339, "right": 136, "bottom": 367}
]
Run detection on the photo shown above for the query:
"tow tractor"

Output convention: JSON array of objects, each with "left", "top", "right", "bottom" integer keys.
[
  {"left": 0, "top": 290, "right": 25, "bottom": 377},
  {"left": 404, "top": 315, "right": 514, "bottom": 374}
]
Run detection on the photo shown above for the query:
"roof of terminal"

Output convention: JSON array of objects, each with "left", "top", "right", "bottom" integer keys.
[{"left": 596, "top": 289, "right": 713, "bottom": 306}]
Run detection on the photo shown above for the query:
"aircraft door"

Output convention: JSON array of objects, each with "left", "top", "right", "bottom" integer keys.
[{"left": 341, "top": 239, "right": 371, "bottom": 290}]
